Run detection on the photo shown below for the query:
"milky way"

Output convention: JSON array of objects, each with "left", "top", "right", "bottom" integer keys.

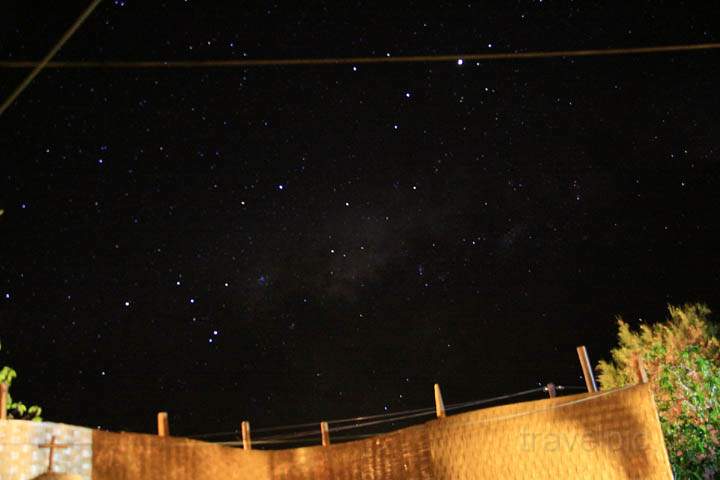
[{"left": 1, "top": 1, "right": 720, "bottom": 436}]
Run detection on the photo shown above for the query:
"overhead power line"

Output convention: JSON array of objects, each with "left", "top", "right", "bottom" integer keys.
[
  {"left": 1, "top": 42, "right": 719, "bottom": 70},
  {"left": 0, "top": 0, "right": 103, "bottom": 117}
]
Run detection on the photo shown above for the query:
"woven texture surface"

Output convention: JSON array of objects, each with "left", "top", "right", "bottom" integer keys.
[
  {"left": 89, "top": 383, "right": 671, "bottom": 479},
  {"left": 425, "top": 384, "right": 671, "bottom": 479},
  {"left": 92, "top": 432, "right": 269, "bottom": 480},
  {"left": 0, "top": 420, "right": 92, "bottom": 480}
]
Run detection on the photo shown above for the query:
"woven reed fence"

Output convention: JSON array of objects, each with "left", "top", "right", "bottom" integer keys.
[{"left": 85, "top": 383, "right": 671, "bottom": 479}]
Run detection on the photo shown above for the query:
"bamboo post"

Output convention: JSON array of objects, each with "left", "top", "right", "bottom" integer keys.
[
  {"left": 546, "top": 382, "right": 557, "bottom": 398},
  {"left": 320, "top": 421, "right": 330, "bottom": 447},
  {"left": 0, "top": 384, "right": 7, "bottom": 420},
  {"left": 576, "top": 345, "right": 598, "bottom": 393},
  {"left": 0, "top": 383, "right": 7, "bottom": 420},
  {"left": 634, "top": 354, "right": 649, "bottom": 384},
  {"left": 241, "top": 421, "right": 252, "bottom": 450},
  {"left": 434, "top": 383, "right": 446, "bottom": 418},
  {"left": 157, "top": 411, "right": 169, "bottom": 437}
]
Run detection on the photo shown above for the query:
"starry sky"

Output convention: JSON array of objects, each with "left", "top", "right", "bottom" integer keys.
[{"left": 2, "top": 1, "right": 720, "bottom": 437}]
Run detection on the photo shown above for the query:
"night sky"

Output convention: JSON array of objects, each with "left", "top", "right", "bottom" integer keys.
[{"left": 2, "top": 2, "right": 720, "bottom": 439}]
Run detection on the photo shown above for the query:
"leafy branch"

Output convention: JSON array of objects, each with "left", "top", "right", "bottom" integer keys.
[{"left": 1, "top": 343, "right": 42, "bottom": 421}]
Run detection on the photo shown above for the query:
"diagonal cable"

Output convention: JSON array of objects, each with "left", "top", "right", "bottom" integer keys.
[{"left": 0, "top": 0, "right": 103, "bottom": 117}]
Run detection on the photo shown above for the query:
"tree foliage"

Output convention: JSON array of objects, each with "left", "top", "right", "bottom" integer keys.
[
  {"left": 0, "top": 341, "right": 42, "bottom": 421},
  {"left": 597, "top": 304, "right": 720, "bottom": 479}
]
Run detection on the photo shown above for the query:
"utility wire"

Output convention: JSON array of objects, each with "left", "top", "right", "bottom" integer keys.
[
  {"left": 189, "top": 385, "right": 581, "bottom": 441},
  {"left": 191, "top": 385, "right": 582, "bottom": 439},
  {"left": 1, "top": 42, "right": 719, "bottom": 70},
  {"left": 188, "top": 406, "right": 436, "bottom": 439},
  {"left": 441, "top": 385, "right": 635, "bottom": 431},
  {"left": 261, "top": 387, "right": 546, "bottom": 440},
  {"left": 444, "top": 387, "right": 546, "bottom": 412},
  {"left": 218, "top": 433, "right": 379, "bottom": 447},
  {"left": 224, "top": 387, "right": 549, "bottom": 444},
  {"left": 0, "top": 0, "right": 103, "bottom": 117},
  {"left": 213, "top": 386, "right": 618, "bottom": 447}
]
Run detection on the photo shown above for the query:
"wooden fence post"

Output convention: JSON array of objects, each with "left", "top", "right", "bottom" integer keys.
[
  {"left": 320, "top": 421, "right": 330, "bottom": 447},
  {"left": 241, "top": 421, "right": 252, "bottom": 450},
  {"left": 434, "top": 383, "right": 446, "bottom": 418},
  {"left": 576, "top": 345, "right": 598, "bottom": 393},
  {"left": 634, "top": 354, "right": 649, "bottom": 384},
  {"left": 545, "top": 382, "right": 557, "bottom": 398},
  {"left": 0, "top": 383, "right": 7, "bottom": 420},
  {"left": 157, "top": 411, "right": 169, "bottom": 437}
]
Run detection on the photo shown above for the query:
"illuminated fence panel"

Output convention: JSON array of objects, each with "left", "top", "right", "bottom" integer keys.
[
  {"left": 0, "top": 384, "right": 672, "bottom": 479},
  {"left": 425, "top": 384, "right": 672, "bottom": 479},
  {"left": 91, "top": 432, "right": 270, "bottom": 480},
  {"left": 261, "top": 384, "right": 672, "bottom": 479}
]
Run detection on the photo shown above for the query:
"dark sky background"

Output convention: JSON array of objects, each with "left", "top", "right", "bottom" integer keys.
[{"left": 2, "top": 1, "right": 720, "bottom": 440}]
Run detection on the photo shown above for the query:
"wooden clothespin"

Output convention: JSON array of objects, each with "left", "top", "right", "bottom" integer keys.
[{"left": 545, "top": 382, "right": 557, "bottom": 398}]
